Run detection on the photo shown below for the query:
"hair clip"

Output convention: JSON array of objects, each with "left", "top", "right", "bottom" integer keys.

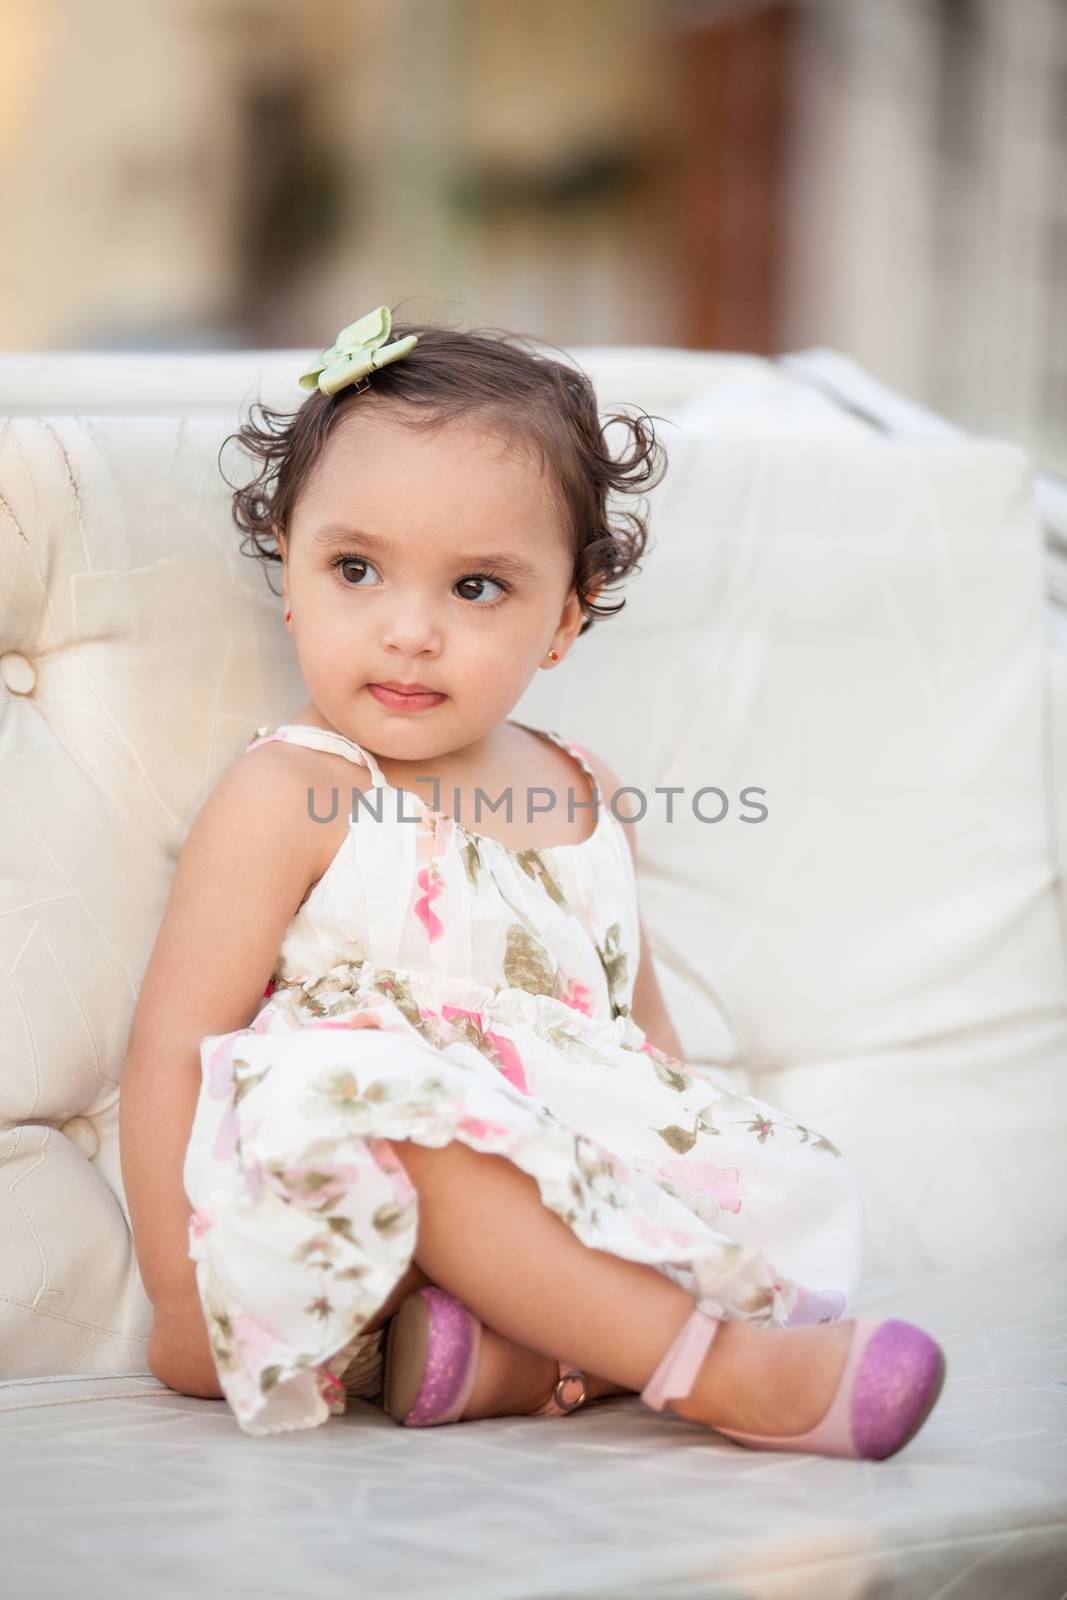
[{"left": 298, "top": 305, "right": 418, "bottom": 397}]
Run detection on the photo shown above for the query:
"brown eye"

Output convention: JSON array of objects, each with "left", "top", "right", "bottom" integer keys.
[
  {"left": 332, "top": 555, "right": 380, "bottom": 586},
  {"left": 456, "top": 574, "right": 508, "bottom": 605}
]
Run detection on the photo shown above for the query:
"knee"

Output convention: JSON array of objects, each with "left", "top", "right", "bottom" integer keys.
[
  {"left": 362, "top": 1257, "right": 433, "bottom": 1334},
  {"left": 376, "top": 1135, "right": 435, "bottom": 1177}
]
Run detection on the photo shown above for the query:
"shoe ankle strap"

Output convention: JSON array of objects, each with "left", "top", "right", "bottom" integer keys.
[
  {"left": 529, "top": 1362, "right": 589, "bottom": 1417},
  {"left": 641, "top": 1298, "right": 726, "bottom": 1412}
]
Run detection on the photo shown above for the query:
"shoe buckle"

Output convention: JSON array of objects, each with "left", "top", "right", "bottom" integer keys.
[{"left": 553, "top": 1370, "right": 589, "bottom": 1412}]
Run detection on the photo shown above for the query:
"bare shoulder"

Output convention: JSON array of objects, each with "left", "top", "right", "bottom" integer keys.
[
  {"left": 126, "top": 744, "right": 329, "bottom": 1060},
  {"left": 241, "top": 734, "right": 375, "bottom": 872},
  {"left": 218, "top": 736, "right": 330, "bottom": 828},
  {"left": 174, "top": 740, "right": 329, "bottom": 915},
  {"left": 573, "top": 743, "right": 642, "bottom": 859}
]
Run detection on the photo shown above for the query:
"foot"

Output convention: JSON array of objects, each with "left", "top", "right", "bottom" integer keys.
[
  {"left": 461, "top": 1323, "right": 627, "bottom": 1420},
  {"left": 670, "top": 1319, "right": 857, "bottom": 1437}
]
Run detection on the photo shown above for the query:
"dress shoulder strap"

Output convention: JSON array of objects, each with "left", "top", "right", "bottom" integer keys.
[
  {"left": 545, "top": 728, "right": 601, "bottom": 795},
  {"left": 510, "top": 720, "right": 602, "bottom": 802},
  {"left": 247, "top": 723, "right": 386, "bottom": 787}
]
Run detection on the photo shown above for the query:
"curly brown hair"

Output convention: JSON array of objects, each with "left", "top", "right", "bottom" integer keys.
[{"left": 219, "top": 311, "right": 669, "bottom": 636}]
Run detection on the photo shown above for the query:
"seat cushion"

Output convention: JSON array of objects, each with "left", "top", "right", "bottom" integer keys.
[{"left": 1, "top": 1253, "right": 1063, "bottom": 1598}]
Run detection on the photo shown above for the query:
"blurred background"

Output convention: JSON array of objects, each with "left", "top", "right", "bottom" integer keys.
[{"left": 1, "top": 0, "right": 1064, "bottom": 469}]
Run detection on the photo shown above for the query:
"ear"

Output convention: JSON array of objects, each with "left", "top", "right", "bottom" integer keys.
[
  {"left": 545, "top": 583, "right": 588, "bottom": 665},
  {"left": 275, "top": 525, "right": 289, "bottom": 609}
]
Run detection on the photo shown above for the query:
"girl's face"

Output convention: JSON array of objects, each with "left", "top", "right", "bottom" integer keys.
[{"left": 277, "top": 404, "right": 584, "bottom": 764}]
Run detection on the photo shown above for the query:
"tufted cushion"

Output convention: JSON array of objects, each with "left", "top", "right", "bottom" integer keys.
[
  {"left": 1, "top": 348, "right": 1064, "bottom": 1381},
  {"left": 530, "top": 404, "right": 1067, "bottom": 1279}
]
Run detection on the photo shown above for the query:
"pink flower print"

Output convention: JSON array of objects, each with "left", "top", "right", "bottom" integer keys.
[
  {"left": 206, "top": 1037, "right": 236, "bottom": 1099},
  {"left": 658, "top": 1159, "right": 744, "bottom": 1213},
  {"left": 458, "top": 1116, "right": 514, "bottom": 1142},
  {"left": 235, "top": 1312, "right": 280, "bottom": 1374},
  {"left": 189, "top": 1207, "right": 213, "bottom": 1239},
  {"left": 366, "top": 1136, "right": 417, "bottom": 1206},
  {"left": 308, "top": 1012, "right": 383, "bottom": 1032},
  {"left": 560, "top": 978, "right": 594, "bottom": 1016},
  {"left": 211, "top": 1101, "right": 240, "bottom": 1162},
  {"left": 205, "top": 1038, "right": 241, "bottom": 1160},
  {"left": 262, "top": 979, "right": 275, "bottom": 999},
  {"left": 484, "top": 1030, "right": 530, "bottom": 1095},
  {"left": 240, "top": 1157, "right": 264, "bottom": 1205},
  {"left": 316, "top": 1367, "right": 346, "bottom": 1412},
  {"left": 636, "top": 1214, "right": 698, "bottom": 1251},
  {"left": 415, "top": 864, "right": 445, "bottom": 941}
]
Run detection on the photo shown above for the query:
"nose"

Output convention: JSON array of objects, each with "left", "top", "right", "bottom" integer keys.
[{"left": 380, "top": 593, "right": 443, "bottom": 659}]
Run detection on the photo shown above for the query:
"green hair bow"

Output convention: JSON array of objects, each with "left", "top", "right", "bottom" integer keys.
[{"left": 298, "top": 305, "right": 418, "bottom": 397}]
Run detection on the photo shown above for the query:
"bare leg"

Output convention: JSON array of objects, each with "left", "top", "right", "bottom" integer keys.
[
  {"left": 364, "top": 1159, "right": 626, "bottom": 1411},
  {"left": 386, "top": 1135, "right": 856, "bottom": 1435},
  {"left": 362, "top": 1258, "right": 434, "bottom": 1336}
]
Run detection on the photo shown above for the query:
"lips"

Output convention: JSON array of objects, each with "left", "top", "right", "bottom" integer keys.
[
  {"left": 373, "top": 681, "right": 440, "bottom": 694},
  {"left": 367, "top": 681, "right": 447, "bottom": 711}
]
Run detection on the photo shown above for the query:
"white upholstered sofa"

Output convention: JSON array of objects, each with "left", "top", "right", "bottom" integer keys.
[{"left": 1, "top": 343, "right": 1065, "bottom": 1596}]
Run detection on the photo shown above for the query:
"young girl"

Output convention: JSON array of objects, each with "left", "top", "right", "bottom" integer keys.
[{"left": 119, "top": 303, "right": 947, "bottom": 1453}]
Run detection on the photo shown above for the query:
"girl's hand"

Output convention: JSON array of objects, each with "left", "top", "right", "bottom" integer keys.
[{"left": 148, "top": 1291, "right": 224, "bottom": 1399}]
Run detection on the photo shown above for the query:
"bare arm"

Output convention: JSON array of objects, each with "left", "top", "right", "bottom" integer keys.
[
  {"left": 584, "top": 750, "right": 686, "bottom": 1063},
  {"left": 119, "top": 745, "right": 324, "bottom": 1393}
]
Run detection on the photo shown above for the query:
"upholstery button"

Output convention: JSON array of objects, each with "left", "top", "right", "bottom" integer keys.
[
  {"left": 0, "top": 652, "right": 36, "bottom": 694},
  {"left": 60, "top": 1115, "right": 99, "bottom": 1160}
]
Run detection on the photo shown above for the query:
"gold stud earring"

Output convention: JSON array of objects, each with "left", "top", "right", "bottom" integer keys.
[{"left": 546, "top": 648, "right": 560, "bottom": 664}]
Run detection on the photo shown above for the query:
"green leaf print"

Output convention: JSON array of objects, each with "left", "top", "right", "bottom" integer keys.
[
  {"left": 709, "top": 1088, "right": 761, "bottom": 1119},
  {"left": 333, "top": 1262, "right": 374, "bottom": 1282},
  {"left": 650, "top": 1054, "right": 692, "bottom": 1094},
  {"left": 315, "top": 1069, "right": 362, "bottom": 1110},
  {"left": 208, "top": 1305, "right": 237, "bottom": 1372},
  {"left": 595, "top": 923, "right": 630, "bottom": 1019},
  {"left": 656, "top": 1122, "right": 699, "bottom": 1155},
  {"left": 372, "top": 1199, "right": 412, "bottom": 1238},
  {"left": 515, "top": 848, "right": 569, "bottom": 909},
  {"left": 655, "top": 1174, "right": 730, "bottom": 1230},
  {"left": 460, "top": 835, "right": 483, "bottom": 888},
  {"left": 231, "top": 1060, "right": 272, "bottom": 1106},
  {"left": 325, "top": 1215, "right": 358, "bottom": 1241},
  {"left": 502, "top": 923, "right": 560, "bottom": 998},
  {"left": 451, "top": 1012, "right": 490, "bottom": 1052},
  {"left": 795, "top": 1124, "right": 842, "bottom": 1157},
  {"left": 272, "top": 960, "right": 367, "bottom": 1018},
  {"left": 544, "top": 1023, "right": 612, "bottom": 1066},
  {"left": 737, "top": 1283, "right": 777, "bottom": 1317},
  {"left": 259, "top": 1364, "right": 283, "bottom": 1395},
  {"left": 368, "top": 971, "right": 424, "bottom": 1032},
  {"left": 269, "top": 1164, "right": 337, "bottom": 1201},
  {"left": 696, "top": 1105, "right": 723, "bottom": 1136}
]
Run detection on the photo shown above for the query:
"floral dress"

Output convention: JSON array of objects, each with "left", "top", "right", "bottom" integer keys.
[{"left": 182, "top": 720, "right": 865, "bottom": 1436}]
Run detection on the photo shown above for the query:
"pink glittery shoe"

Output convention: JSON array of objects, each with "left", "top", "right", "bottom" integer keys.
[
  {"left": 641, "top": 1298, "right": 947, "bottom": 1460},
  {"left": 382, "top": 1286, "right": 591, "bottom": 1427}
]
